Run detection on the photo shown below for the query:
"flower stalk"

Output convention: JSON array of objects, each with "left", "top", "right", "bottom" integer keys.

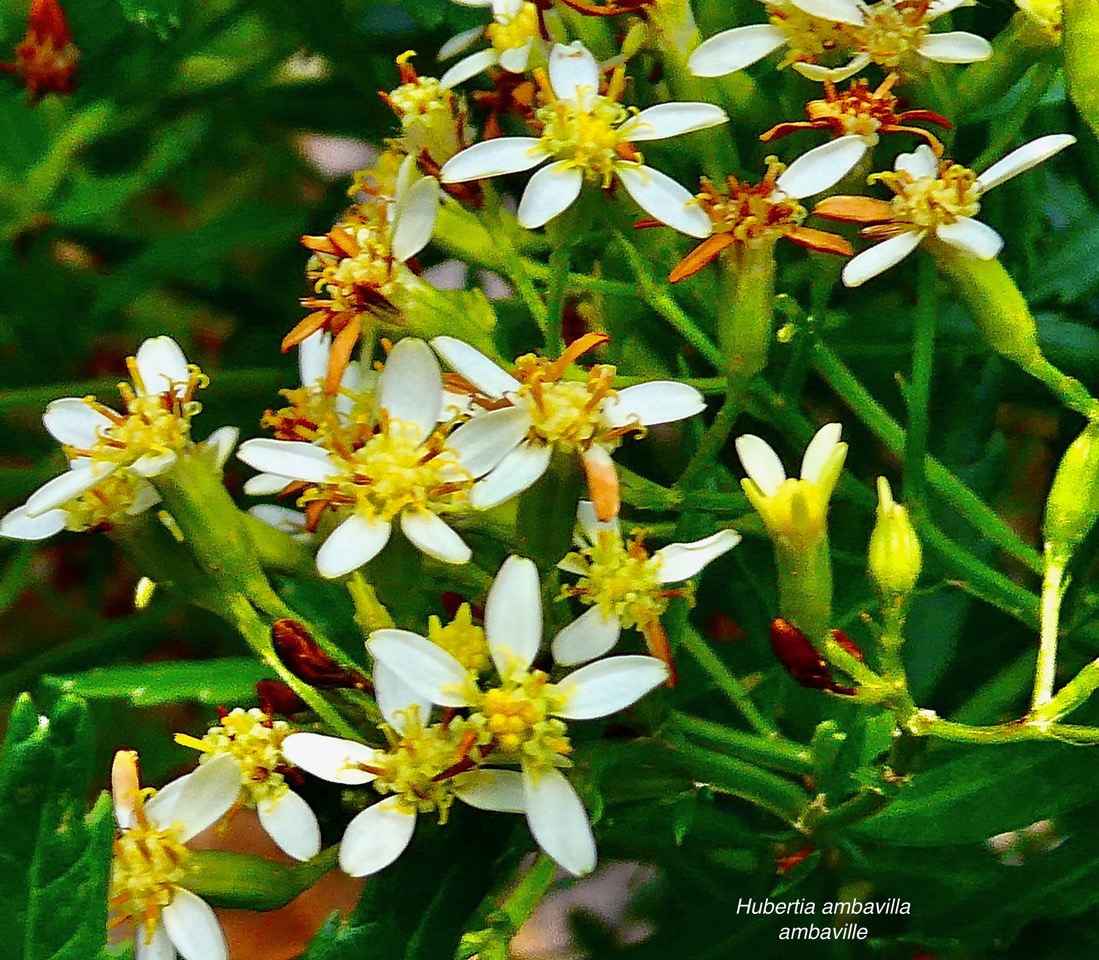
[{"left": 719, "top": 237, "right": 777, "bottom": 406}]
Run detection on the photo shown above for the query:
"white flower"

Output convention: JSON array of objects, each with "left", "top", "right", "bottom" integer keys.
[
  {"left": 238, "top": 338, "right": 503, "bottom": 578},
  {"left": 689, "top": 0, "right": 990, "bottom": 84},
  {"left": 110, "top": 750, "right": 241, "bottom": 960},
  {"left": 434, "top": 334, "right": 706, "bottom": 518},
  {"left": 367, "top": 555, "right": 669, "bottom": 876},
  {"left": 736, "top": 422, "right": 847, "bottom": 548},
  {"left": 439, "top": 41, "right": 727, "bottom": 236},
  {"left": 553, "top": 501, "right": 741, "bottom": 665},
  {"left": 439, "top": 0, "right": 557, "bottom": 88},
  {"left": 174, "top": 708, "right": 321, "bottom": 862},
  {"left": 0, "top": 338, "right": 234, "bottom": 542},
  {"left": 280, "top": 665, "right": 495, "bottom": 877},
  {"left": 813, "top": 135, "right": 1076, "bottom": 286}
]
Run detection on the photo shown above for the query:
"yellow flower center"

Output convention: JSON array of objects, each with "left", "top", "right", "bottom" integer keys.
[
  {"left": 372, "top": 709, "right": 488, "bottom": 820},
  {"left": 747, "top": 476, "right": 828, "bottom": 549},
  {"left": 110, "top": 818, "right": 188, "bottom": 943},
  {"left": 429, "top": 603, "right": 490, "bottom": 672},
  {"left": 877, "top": 161, "right": 981, "bottom": 229},
  {"left": 324, "top": 418, "right": 473, "bottom": 522},
  {"left": 63, "top": 473, "right": 155, "bottom": 531},
  {"left": 262, "top": 381, "right": 374, "bottom": 445},
  {"left": 853, "top": 0, "right": 931, "bottom": 66},
  {"left": 535, "top": 94, "right": 636, "bottom": 187},
  {"left": 769, "top": 1, "right": 857, "bottom": 68},
  {"left": 488, "top": 2, "right": 541, "bottom": 55},
  {"left": 389, "top": 76, "right": 450, "bottom": 124},
  {"left": 189, "top": 708, "right": 291, "bottom": 808},
  {"left": 514, "top": 356, "right": 621, "bottom": 450},
  {"left": 700, "top": 162, "right": 807, "bottom": 243},
  {"left": 561, "top": 530, "right": 670, "bottom": 629},
  {"left": 478, "top": 671, "right": 571, "bottom": 767}
]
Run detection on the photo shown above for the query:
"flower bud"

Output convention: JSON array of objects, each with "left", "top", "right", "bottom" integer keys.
[
  {"left": 1043, "top": 420, "right": 1099, "bottom": 561},
  {"left": 867, "top": 478, "right": 922, "bottom": 599}
]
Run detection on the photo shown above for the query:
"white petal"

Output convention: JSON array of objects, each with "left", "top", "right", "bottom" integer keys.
[
  {"left": 439, "top": 26, "right": 486, "bottom": 62},
  {"left": 447, "top": 406, "right": 531, "bottom": 475},
  {"left": 552, "top": 606, "right": 621, "bottom": 666},
  {"left": 842, "top": 229, "right": 926, "bottom": 287},
  {"left": 555, "top": 655, "right": 668, "bottom": 719},
  {"left": 485, "top": 554, "right": 543, "bottom": 675},
  {"left": 430, "top": 337, "right": 521, "bottom": 399},
  {"left": 786, "top": 0, "right": 865, "bottom": 25},
  {"left": 141, "top": 773, "right": 189, "bottom": 829},
  {"left": 248, "top": 504, "right": 308, "bottom": 534},
  {"left": 339, "top": 795, "right": 418, "bottom": 877},
  {"left": 548, "top": 41, "right": 600, "bottom": 105},
  {"left": 440, "top": 48, "right": 500, "bottom": 88},
  {"left": 236, "top": 439, "right": 340, "bottom": 484},
  {"left": 42, "top": 398, "right": 112, "bottom": 448},
  {"left": 134, "top": 337, "right": 190, "bottom": 398},
  {"left": 378, "top": 338, "right": 443, "bottom": 444},
  {"left": 977, "top": 134, "right": 1077, "bottom": 193},
  {"left": 800, "top": 422, "right": 843, "bottom": 483},
  {"left": 201, "top": 426, "right": 238, "bottom": 469},
  {"left": 316, "top": 514, "right": 392, "bottom": 578},
  {"left": 734, "top": 434, "right": 786, "bottom": 497},
  {"left": 917, "top": 31, "right": 992, "bottom": 64},
  {"left": 687, "top": 25, "right": 787, "bottom": 77},
  {"left": 935, "top": 216, "right": 1004, "bottom": 259},
  {"left": 776, "top": 135, "right": 868, "bottom": 200},
  {"left": 792, "top": 53, "right": 871, "bottom": 83},
  {"left": 367, "top": 629, "right": 473, "bottom": 707},
  {"left": 454, "top": 768, "right": 527, "bottom": 812},
  {"left": 258, "top": 790, "right": 321, "bottom": 861},
  {"left": 299, "top": 331, "right": 330, "bottom": 388},
  {"left": 471, "top": 442, "right": 552, "bottom": 508},
  {"left": 24, "top": 463, "right": 118, "bottom": 518},
  {"left": 130, "top": 451, "right": 178, "bottom": 478},
  {"left": 373, "top": 660, "right": 434, "bottom": 732},
  {"left": 157, "top": 753, "right": 242, "bottom": 841},
  {"left": 243, "top": 472, "right": 292, "bottom": 496},
  {"left": 653, "top": 528, "right": 742, "bottom": 582},
  {"left": 127, "top": 481, "right": 162, "bottom": 516},
  {"left": 620, "top": 102, "right": 729, "bottom": 142},
  {"left": 575, "top": 499, "right": 619, "bottom": 541},
  {"left": 281, "top": 732, "right": 381, "bottom": 785},
  {"left": 440, "top": 138, "right": 549, "bottom": 183},
  {"left": 517, "top": 161, "right": 584, "bottom": 229},
  {"left": 392, "top": 177, "right": 440, "bottom": 264},
  {"left": 161, "top": 889, "right": 227, "bottom": 960},
  {"left": 927, "top": 0, "right": 975, "bottom": 17},
  {"left": 616, "top": 164, "right": 711, "bottom": 238},
  {"left": 400, "top": 510, "right": 472, "bottom": 564},
  {"left": 0, "top": 505, "right": 67, "bottom": 541},
  {"left": 895, "top": 144, "right": 938, "bottom": 180},
  {"left": 498, "top": 38, "right": 533, "bottom": 73},
  {"left": 134, "top": 920, "right": 175, "bottom": 960},
  {"left": 602, "top": 381, "right": 705, "bottom": 428},
  {"left": 523, "top": 766, "right": 596, "bottom": 876}
]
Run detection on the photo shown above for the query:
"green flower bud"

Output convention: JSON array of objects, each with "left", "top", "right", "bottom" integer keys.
[
  {"left": 1043, "top": 420, "right": 1099, "bottom": 561},
  {"left": 868, "top": 478, "right": 922, "bottom": 599}
]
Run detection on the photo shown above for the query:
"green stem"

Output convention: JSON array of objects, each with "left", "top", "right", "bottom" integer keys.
[
  {"left": 677, "top": 625, "right": 776, "bottom": 735},
  {"left": 516, "top": 452, "right": 585, "bottom": 570},
  {"left": 668, "top": 711, "right": 812, "bottom": 776},
  {"left": 1032, "top": 548, "right": 1067, "bottom": 711},
  {"left": 904, "top": 254, "right": 937, "bottom": 512},
  {"left": 720, "top": 239, "right": 777, "bottom": 406},
  {"left": 956, "top": 11, "right": 1058, "bottom": 113},
  {"left": 810, "top": 341, "right": 1044, "bottom": 574},
  {"left": 1063, "top": 0, "right": 1099, "bottom": 145},
  {"left": 677, "top": 399, "right": 741, "bottom": 490},
  {"left": 241, "top": 513, "right": 314, "bottom": 576},
  {"left": 774, "top": 535, "right": 833, "bottom": 645},
  {"left": 970, "top": 62, "right": 1058, "bottom": 173},
  {"left": 910, "top": 714, "right": 1099, "bottom": 744}
]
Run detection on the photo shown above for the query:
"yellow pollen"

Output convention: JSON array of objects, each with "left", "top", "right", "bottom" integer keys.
[
  {"left": 428, "top": 603, "right": 490, "bottom": 672},
  {"left": 535, "top": 94, "right": 636, "bottom": 187},
  {"left": 319, "top": 418, "right": 473, "bottom": 523},
  {"left": 769, "top": 1, "right": 858, "bottom": 69},
  {"left": 488, "top": 2, "right": 541, "bottom": 55},
  {"left": 875, "top": 161, "right": 981, "bottom": 229},
  {"left": 189, "top": 708, "right": 291, "bottom": 807},
  {"left": 699, "top": 161, "right": 807, "bottom": 243},
  {"left": 477, "top": 671, "right": 571, "bottom": 767},
  {"left": 389, "top": 76, "right": 450, "bottom": 123},
  {"left": 561, "top": 530, "right": 670, "bottom": 629},
  {"left": 61, "top": 472, "right": 156, "bottom": 531},
  {"left": 110, "top": 817, "right": 188, "bottom": 943},
  {"left": 853, "top": 0, "right": 932, "bottom": 66},
  {"left": 513, "top": 357, "right": 622, "bottom": 451}
]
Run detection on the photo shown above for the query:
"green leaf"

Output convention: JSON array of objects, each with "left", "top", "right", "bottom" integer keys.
[
  {"left": 852, "top": 741, "right": 1099, "bottom": 845},
  {"left": 0, "top": 694, "right": 114, "bottom": 960},
  {"left": 116, "top": 0, "right": 181, "bottom": 37},
  {"left": 40, "top": 658, "right": 272, "bottom": 707}
]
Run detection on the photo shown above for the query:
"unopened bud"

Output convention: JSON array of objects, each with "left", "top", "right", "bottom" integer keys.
[
  {"left": 1043, "top": 420, "right": 1099, "bottom": 561},
  {"left": 868, "top": 478, "right": 922, "bottom": 598}
]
